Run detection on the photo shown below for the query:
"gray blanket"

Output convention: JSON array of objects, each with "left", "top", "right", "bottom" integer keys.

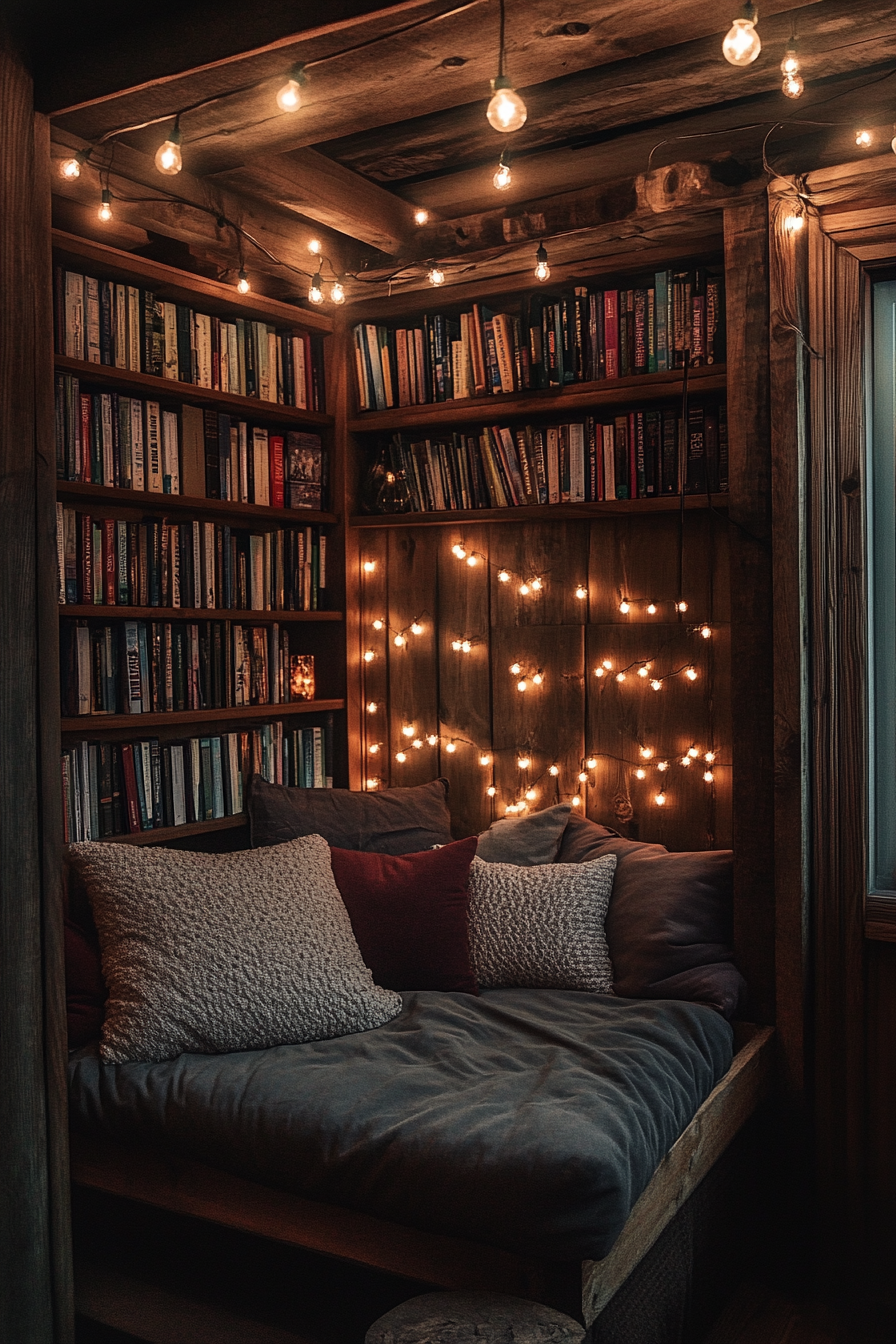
[{"left": 68, "top": 989, "right": 733, "bottom": 1261}]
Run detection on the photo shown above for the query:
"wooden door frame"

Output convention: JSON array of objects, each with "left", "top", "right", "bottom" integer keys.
[{"left": 770, "top": 154, "right": 896, "bottom": 1272}]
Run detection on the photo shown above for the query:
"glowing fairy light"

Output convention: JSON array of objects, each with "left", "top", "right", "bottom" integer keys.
[
  {"left": 372, "top": 619, "right": 384, "bottom": 631},
  {"left": 487, "top": 785, "right": 497, "bottom": 797},
  {"left": 619, "top": 599, "right": 631, "bottom": 614},
  {"left": 363, "top": 560, "right": 376, "bottom": 573},
  {"left": 480, "top": 753, "right": 492, "bottom": 766},
  {"left": 367, "top": 701, "right": 378, "bottom": 713},
  {"left": 650, "top": 679, "right": 662, "bottom": 691},
  {"left": 452, "top": 544, "right": 467, "bottom": 559},
  {"left": 498, "top": 570, "right": 511, "bottom": 583},
  {"left": 517, "top": 755, "right": 531, "bottom": 770},
  {"left": 402, "top": 724, "right": 415, "bottom": 738},
  {"left": 509, "top": 662, "right": 522, "bottom": 675},
  {"left": 635, "top": 768, "right": 646, "bottom": 780},
  {"left": 411, "top": 622, "right": 424, "bottom": 636},
  {"left": 654, "top": 791, "right": 666, "bottom": 806},
  {"left": 586, "top": 757, "right": 597, "bottom": 769},
  {"left": 575, "top": 585, "right": 588, "bottom": 600},
  {"left": 427, "top": 734, "right": 439, "bottom": 747},
  {"left": 395, "top": 751, "right": 407, "bottom": 763},
  {"left": 445, "top": 740, "right": 457, "bottom": 753},
  {"left": 549, "top": 764, "right": 560, "bottom": 777},
  {"left": 685, "top": 666, "right": 698, "bottom": 681},
  {"left": 363, "top": 650, "right": 375, "bottom": 663},
  {"left": 394, "top": 634, "right": 407, "bottom": 647},
  {"left": 639, "top": 746, "right": 654, "bottom": 759}
]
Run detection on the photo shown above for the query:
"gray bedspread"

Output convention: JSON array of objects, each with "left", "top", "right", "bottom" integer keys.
[{"left": 68, "top": 989, "right": 733, "bottom": 1261}]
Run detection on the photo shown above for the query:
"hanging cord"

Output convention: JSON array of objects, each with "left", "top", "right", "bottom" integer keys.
[{"left": 678, "top": 348, "right": 691, "bottom": 613}]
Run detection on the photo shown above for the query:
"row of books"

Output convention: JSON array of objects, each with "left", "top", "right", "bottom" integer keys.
[
  {"left": 381, "top": 401, "right": 728, "bottom": 512},
  {"left": 61, "top": 619, "right": 316, "bottom": 717},
  {"left": 55, "top": 267, "right": 325, "bottom": 410},
  {"left": 56, "top": 509, "right": 327, "bottom": 613},
  {"left": 61, "top": 720, "right": 333, "bottom": 842},
  {"left": 353, "top": 269, "right": 724, "bottom": 410},
  {"left": 54, "top": 375, "right": 328, "bottom": 508}
]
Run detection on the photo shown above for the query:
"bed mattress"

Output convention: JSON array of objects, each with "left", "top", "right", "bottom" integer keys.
[{"left": 68, "top": 989, "right": 733, "bottom": 1261}]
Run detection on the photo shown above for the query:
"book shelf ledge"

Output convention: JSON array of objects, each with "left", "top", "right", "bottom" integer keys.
[
  {"left": 350, "top": 495, "right": 730, "bottom": 527},
  {"left": 59, "top": 606, "right": 343, "bottom": 623},
  {"left": 61, "top": 699, "right": 345, "bottom": 734},
  {"left": 56, "top": 480, "right": 338, "bottom": 528},
  {"left": 56, "top": 355, "right": 333, "bottom": 430},
  {"left": 78, "top": 815, "right": 249, "bottom": 847},
  {"left": 348, "top": 366, "right": 727, "bottom": 432}
]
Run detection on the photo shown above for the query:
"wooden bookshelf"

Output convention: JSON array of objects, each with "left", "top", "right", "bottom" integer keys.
[
  {"left": 348, "top": 366, "right": 726, "bottom": 432},
  {"left": 351, "top": 495, "right": 729, "bottom": 528},
  {"left": 52, "top": 229, "right": 333, "bottom": 335},
  {"left": 61, "top": 699, "right": 345, "bottom": 734},
  {"left": 56, "top": 479, "right": 337, "bottom": 527},
  {"left": 105, "top": 815, "right": 248, "bottom": 846},
  {"left": 60, "top": 606, "right": 342, "bottom": 622},
  {"left": 56, "top": 354, "right": 333, "bottom": 430}
]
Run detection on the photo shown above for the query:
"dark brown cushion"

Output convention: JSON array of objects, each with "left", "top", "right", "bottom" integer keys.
[
  {"left": 556, "top": 813, "right": 745, "bottom": 1018},
  {"left": 247, "top": 775, "right": 454, "bottom": 855}
]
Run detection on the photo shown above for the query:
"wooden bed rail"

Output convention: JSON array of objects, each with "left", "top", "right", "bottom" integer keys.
[{"left": 70, "top": 1022, "right": 775, "bottom": 1327}]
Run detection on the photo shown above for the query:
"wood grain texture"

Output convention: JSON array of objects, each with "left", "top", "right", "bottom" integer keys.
[
  {"left": 807, "top": 217, "right": 868, "bottom": 1267},
  {"left": 582, "top": 1025, "right": 774, "bottom": 1326},
  {"left": 437, "top": 523, "right": 492, "bottom": 839},
  {"left": 0, "top": 30, "right": 67, "bottom": 1342},
  {"left": 723, "top": 200, "right": 775, "bottom": 1025},
  {"left": 387, "top": 528, "right": 439, "bottom": 786},
  {"left": 357, "top": 530, "right": 390, "bottom": 787}
]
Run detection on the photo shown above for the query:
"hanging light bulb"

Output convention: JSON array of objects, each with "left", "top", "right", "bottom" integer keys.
[
  {"left": 688, "top": 747, "right": 700, "bottom": 758},
  {"left": 445, "top": 740, "right": 457, "bottom": 753},
  {"left": 534, "top": 245, "right": 550, "bottom": 282},
  {"left": 549, "top": 764, "right": 560, "bottom": 777},
  {"left": 402, "top": 724, "right": 415, "bottom": 737},
  {"left": 532, "top": 671, "right": 543, "bottom": 686},
  {"left": 780, "top": 37, "right": 803, "bottom": 98},
  {"left": 411, "top": 622, "right": 424, "bottom": 636},
  {"left": 452, "top": 544, "right": 467, "bottom": 559},
  {"left": 639, "top": 747, "right": 654, "bottom": 760},
  {"left": 635, "top": 768, "right": 646, "bottom": 780},
  {"left": 428, "top": 265, "right": 446, "bottom": 287},
  {"left": 487, "top": 785, "right": 497, "bottom": 797},
  {"left": 704, "top": 770, "right": 715, "bottom": 783},
  {"left": 395, "top": 751, "right": 407, "bottom": 763},
  {"left": 619, "top": 599, "right": 631, "bottom": 613},
  {"left": 480, "top": 753, "right": 492, "bottom": 767},
  {"left": 586, "top": 757, "right": 597, "bottom": 770},
  {"left": 578, "top": 771, "right": 589, "bottom": 783},
  {"left": 330, "top": 281, "right": 345, "bottom": 305},
  {"left": 700, "top": 624, "right": 712, "bottom": 639},
  {"left": 509, "top": 663, "right": 522, "bottom": 675},
  {"left": 394, "top": 634, "right": 407, "bottom": 647},
  {"left": 308, "top": 271, "right": 324, "bottom": 304},
  {"left": 493, "top": 151, "right": 513, "bottom": 191},
  {"left": 154, "top": 121, "right": 183, "bottom": 175},
  {"left": 372, "top": 619, "right": 384, "bottom": 631},
  {"left": 855, "top": 129, "right": 873, "bottom": 148},
  {"left": 650, "top": 679, "right": 663, "bottom": 691},
  {"left": 602, "top": 659, "right": 613, "bottom": 670},
  {"left": 705, "top": 751, "right": 717, "bottom": 763},
  {"left": 595, "top": 666, "right": 607, "bottom": 678},
  {"left": 530, "top": 577, "right": 543, "bottom": 591},
  {"left": 486, "top": 76, "right": 527, "bottom": 132},
  {"left": 98, "top": 190, "right": 113, "bottom": 222},
  {"left": 517, "top": 680, "right": 528, "bottom": 692},
  {"left": 676, "top": 600, "right": 688, "bottom": 613},
  {"left": 235, "top": 268, "right": 251, "bottom": 294},
  {"left": 518, "top": 582, "right": 530, "bottom": 596},
  {"left": 413, "top": 208, "right": 429, "bottom": 226},
  {"left": 276, "top": 64, "right": 307, "bottom": 112},
  {"left": 308, "top": 238, "right": 322, "bottom": 256},
  {"left": 685, "top": 666, "right": 698, "bottom": 681},
  {"left": 466, "top": 554, "right": 479, "bottom": 567},
  {"left": 498, "top": 569, "right": 511, "bottom": 583},
  {"left": 525, "top": 787, "right": 537, "bottom": 801},
  {"left": 654, "top": 791, "right": 667, "bottom": 807},
  {"left": 412, "top": 738, "right": 423, "bottom": 749},
  {"left": 615, "top": 671, "right": 626, "bottom": 683},
  {"left": 60, "top": 149, "right": 88, "bottom": 180},
  {"left": 461, "top": 639, "right": 472, "bottom": 653},
  {"left": 637, "top": 666, "right": 649, "bottom": 678},
  {"left": 784, "top": 208, "right": 805, "bottom": 233},
  {"left": 722, "top": 4, "right": 761, "bottom": 67}
]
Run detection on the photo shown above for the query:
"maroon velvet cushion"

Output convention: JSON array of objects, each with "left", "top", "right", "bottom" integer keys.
[
  {"left": 329, "top": 837, "right": 479, "bottom": 994},
  {"left": 556, "top": 813, "right": 746, "bottom": 1018},
  {"left": 64, "top": 915, "right": 105, "bottom": 1048}
]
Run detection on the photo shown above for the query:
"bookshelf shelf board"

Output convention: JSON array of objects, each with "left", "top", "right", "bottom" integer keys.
[
  {"left": 61, "top": 699, "right": 345, "bottom": 734},
  {"left": 350, "top": 495, "right": 730, "bottom": 528},
  {"left": 55, "top": 355, "right": 333, "bottom": 430},
  {"left": 55, "top": 480, "right": 338, "bottom": 528},
  {"left": 59, "top": 606, "right": 343, "bottom": 623},
  {"left": 53, "top": 229, "right": 333, "bottom": 335},
  {"left": 347, "top": 366, "right": 727, "bottom": 433},
  {"left": 88, "top": 815, "right": 249, "bottom": 847}
]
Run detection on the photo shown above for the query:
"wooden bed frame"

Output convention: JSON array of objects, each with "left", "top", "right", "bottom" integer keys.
[{"left": 70, "top": 1022, "right": 773, "bottom": 1330}]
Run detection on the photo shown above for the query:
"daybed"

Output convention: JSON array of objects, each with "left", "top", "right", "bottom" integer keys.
[{"left": 64, "top": 781, "right": 774, "bottom": 1335}]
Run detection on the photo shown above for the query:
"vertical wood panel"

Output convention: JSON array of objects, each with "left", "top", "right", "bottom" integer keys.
[
  {"left": 724, "top": 199, "right": 775, "bottom": 1023},
  {"left": 589, "top": 512, "right": 729, "bottom": 626},
  {"left": 489, "top": 626, "right": 584, "bottom": 814},
  {"left": 437, "top": 524, "right": 492, "bottom": 839},
  {"left": 356, "top": 531, "right": 389, "bottom": 787},
  {"left": 490, "top": 521, "right": 589, "bottom": 627},
  {"left": 387, "top": 529, "right": 439, "bottom": 787},
  {"left": 0, "top": 29, "right": 67, "bottom": 1342}
]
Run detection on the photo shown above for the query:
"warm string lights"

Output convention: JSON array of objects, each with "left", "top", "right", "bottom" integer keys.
[
  {"left": 722, "top": 3, "right": 761, "bottom": 67},
  {"left": 451, "top": 543, "right": 546, "bottom": 596},
  {"left": 493, "top": 149, "right": 513, "bottom": 191},
  {"left": 486, "top": 0, "right": 527, "bottom": 133}
]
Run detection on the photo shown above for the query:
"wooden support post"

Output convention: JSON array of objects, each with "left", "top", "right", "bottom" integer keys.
[
  {"left": 0, "top": 28, "right": 73, "bottom": 1343},
  {"left": 724, "top": 200, "right": 776, "bottom": 1024}
]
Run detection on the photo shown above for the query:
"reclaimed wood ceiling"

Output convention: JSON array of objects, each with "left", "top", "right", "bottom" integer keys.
[{"left": 36, "top": 0, "right": 896, "bottom": 295}]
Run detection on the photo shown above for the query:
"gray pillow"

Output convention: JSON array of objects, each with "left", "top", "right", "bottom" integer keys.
[
  {"left": 66, "top": 835, "right": 402, "bottom": 1064},
  {"left": 476, "top": 803, "right": 572, "bottom": 866},
  {"left": 468, "top": 854, "right": 617, "bottom": 992},
  {"left": 248, "top": 775, "right": 454, "bottom": 854}
]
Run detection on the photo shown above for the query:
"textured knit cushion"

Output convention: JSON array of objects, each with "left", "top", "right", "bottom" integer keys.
[
  {"left": 556, "top": 812, "right": 745, "bottom": 1017},
  {"left": 64, "top": 916, "right": 106, "bottom": 1049},
  {"left": 248, "top": 775, "right": 453, "bottom": 854},
  {"left": 330, "top": 837, "right": 479, "bottom": 993},
  {"left": 66, "top": 835, "right": 402, "bottom": 1064},
  {"left": 476, "top": 803, "right": 572, "bottom": 866},
  {"left": 468, "top": 854, "right": 616, "bottom": 991}
]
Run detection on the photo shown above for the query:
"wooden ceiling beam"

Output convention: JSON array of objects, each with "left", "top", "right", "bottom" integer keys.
[
  {"left": 321, "top": 0, "right": 892, "bottom": 187},
  {"left": 48, "top": 0, "right": 821, "bottom": 173},
  {"left": 50, "top": 131, "right": 352, "bottom": 297},
  {"left": 208, "top": 148, "right": 414, "bottom": 254}
]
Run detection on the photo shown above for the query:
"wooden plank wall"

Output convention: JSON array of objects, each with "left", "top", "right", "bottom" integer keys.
[{"left": 355, "top": 513, "right": 732, "bottom": 853}]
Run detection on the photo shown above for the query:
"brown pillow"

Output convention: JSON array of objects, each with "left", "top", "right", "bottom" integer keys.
[
  {"left": 556, "top": 813, "right": 745, "bottom": 1018},
  {"left": 247, "top": 776, "right": 454, "bottom": 854}
]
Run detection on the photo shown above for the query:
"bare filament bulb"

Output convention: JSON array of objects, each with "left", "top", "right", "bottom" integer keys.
[
  {"left": 534, "top": 245, "right": 550, "bottom": 282},
  {"left": 154, "top": 124, "right": 183, "bottom": 175},
  {"left": 98, "top": 190, "right": 113, "bottom": 222},
  {"left": 486, "top": 78, "right": 527, "bottom": 132},
  {"left": 276, "top": 65, "right": 307, "bottom": 112},
  {"left": 722, "top": 7, "right": 761, "bottom": 67}
]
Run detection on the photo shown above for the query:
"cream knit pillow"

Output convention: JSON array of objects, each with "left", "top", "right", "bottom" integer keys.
[
  {"left": 468, "top": 854, "right": 617, "bottom": 992},
  {"left": 67, "top": 834, "right": 402, "bottom": 1064}
]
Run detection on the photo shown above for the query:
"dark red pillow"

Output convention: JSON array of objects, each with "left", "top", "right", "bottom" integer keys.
[
  {"left": 64, "top": 916, "right": 105, "bottom": 1048},
  {"left": 329, "top": 837, "right": 479, "bottom": 994}
]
